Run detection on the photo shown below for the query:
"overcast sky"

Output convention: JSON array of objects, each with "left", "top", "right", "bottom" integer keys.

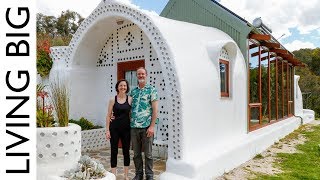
[{"left": 37, "top": 0, "right": 320, "bottom": 51}]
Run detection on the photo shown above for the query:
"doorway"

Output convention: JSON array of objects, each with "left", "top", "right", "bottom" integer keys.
[{"left": 117, "top": 60, "right": 145, "bottom": 89}]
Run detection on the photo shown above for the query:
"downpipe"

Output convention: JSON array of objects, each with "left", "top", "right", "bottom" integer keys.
[{"left": 294, "top": 115, "right": 303, "bottom": 125}]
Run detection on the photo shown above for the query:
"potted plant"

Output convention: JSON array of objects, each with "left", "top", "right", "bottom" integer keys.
[
  {"left": 37, "top": 84, "right": 55, "bottom": 127},
  {"left": 36, "top": 78, "right": 82, "bottom": 179},
  {"left": 63, "top": 155, "right": 115, "bottom": 180}
]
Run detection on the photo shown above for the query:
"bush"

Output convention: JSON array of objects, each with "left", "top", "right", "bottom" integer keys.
[
  {"left": 69, "top": 117, "right": 102, "bottom": 131},
  {"left": 63, "top": 155, "right": 106, "bottom": 179},
  {"left": 37, "top": 37, "right": 52, "bottom": 77}
]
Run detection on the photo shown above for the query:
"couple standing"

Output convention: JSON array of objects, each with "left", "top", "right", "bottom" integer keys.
[{"left": 106, "top": 67, "right": 158, "bottom": 180}]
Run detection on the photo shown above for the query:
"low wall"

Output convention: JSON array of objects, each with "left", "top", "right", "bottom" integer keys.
[
  {"left": 81, "top": 128, "right": 168, "bottom": 159},
  {"left": 81, "top": 128, "right": 109, "bottom": 151}
]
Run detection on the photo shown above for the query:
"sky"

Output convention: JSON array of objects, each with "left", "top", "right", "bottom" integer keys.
[{"left": 37, "top": 0, "right": 320, "bottom": 52}]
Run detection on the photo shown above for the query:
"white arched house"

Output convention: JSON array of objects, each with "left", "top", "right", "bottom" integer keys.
[{"left": 45, "top": 0, "right": 314, "bottom": 179}]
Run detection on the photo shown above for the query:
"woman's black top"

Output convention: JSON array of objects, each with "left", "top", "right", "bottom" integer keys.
[{"left": 110, "top": 95, "right": 131, "bottom": 130}]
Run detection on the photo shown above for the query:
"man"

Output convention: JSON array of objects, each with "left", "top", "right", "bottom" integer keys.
[{"left": 130, "top": 67, "right": 158, "bottom": 180}]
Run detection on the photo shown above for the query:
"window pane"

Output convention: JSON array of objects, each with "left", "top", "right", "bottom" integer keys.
[
  {"left": 261, "top": 52, "right": 269, "bottom": 123},
  {"left": 249, "top": 46, "right": 259, "bottom": 103},
  {"left": 270, "top": 60, "right": 277, "bottom": 120},
  {"left": 220, "top": 63, "right": 226, "bottom": 93},
  {"left": 283, "top": 62, "right": 288, "bottom": 116},
  {"left": 289, "top": 66, "right": 294, "bottom": 114},
  {"left": 250, "top": 107, "right": 260, "bottom": 127},
  {"left": 125, "top": 70, "right": 137, "bottom": 91},
  {"left": 278, "top": 61, "right": 283, "bottom": 119}
]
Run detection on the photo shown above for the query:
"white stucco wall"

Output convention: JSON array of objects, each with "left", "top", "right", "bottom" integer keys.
[
  {"left": 46, "top": 1, "right": 314, "bottom": 179},
  {"left": 294, "top": 75, "right": 303, "bottom": 116}
]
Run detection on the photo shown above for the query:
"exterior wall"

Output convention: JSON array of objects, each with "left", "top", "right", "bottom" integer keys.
[
  {"left": 160, "top": 0, "right": 252, "bottom": 60},
  {"left": 66, "top": 22, "right": 170, "bottom": 146},
  {"left": 49, "top": 1, "right": 181, "bottom": 156},
  {"left": 161, "top": 116, "right": 302, "bottom": 179},
  {"left": 45, "top": 1, "right": 314, "bottom": 179},
  {"left": 294, "top": 75, "right": 315, "bottom": 124},
  {"left": 294, "top": 75, "right": 303, "bottom": 116}
]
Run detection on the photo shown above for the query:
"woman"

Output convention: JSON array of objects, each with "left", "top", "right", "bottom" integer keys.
[{"left": 106, "top": 79, "right": 132, "bottom": 179}]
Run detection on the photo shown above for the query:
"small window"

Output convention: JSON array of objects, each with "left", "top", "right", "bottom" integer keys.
[{"left": 219, "top": 59, "right": 229, "bottom": 97}]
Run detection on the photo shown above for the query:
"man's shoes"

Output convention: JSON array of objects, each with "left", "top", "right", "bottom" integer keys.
[
  {"left": 132, "top": 174, "right": 143, "bottom": 180},
  {"left": 146, "top": 175, "right": 154, "bottom": 180}
]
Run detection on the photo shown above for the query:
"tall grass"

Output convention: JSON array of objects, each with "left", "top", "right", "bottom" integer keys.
[{"left": 49, "top": 77, "right": 69, "bottom": 127}]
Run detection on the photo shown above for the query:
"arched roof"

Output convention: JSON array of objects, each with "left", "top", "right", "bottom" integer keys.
[{"left": 63, "top": 0, "right": 246, "bottom": 161}]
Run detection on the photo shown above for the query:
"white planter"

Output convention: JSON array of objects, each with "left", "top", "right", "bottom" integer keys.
[{"left": 37, "top": 123, "right": 81, "bottom": 179}]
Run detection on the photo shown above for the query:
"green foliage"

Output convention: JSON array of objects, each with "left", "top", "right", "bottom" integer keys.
[
  {"left": 255, "top": 125, "right": 320, "bottom": 179},
  {"left": 37, "top": 86, "right": 55, "bottom": 127},
  {"left": 69, "top": 117, "right": 102, "bottom": 131},
  {"left": 37, "top": 83, "right": 45, "bottom": 94},
  {"left": 37, "top": 13, "right": 57, "bottom": 37},
  {"left": 37, "top": 11, "right": 84, "bottom": 46},
  {"left": 49, "top": 77, "right": 69, "bottom": 127},
  {"left": 37, "top": 109, "right": 54, "bottom": 127},
  {"left": 56, "top": 10, "right": 84, "bottom": 37},
  {"left": 37, "top": 34, "right": 53, "bottom": 77},
  {"left": 37, "top": 49, "right": 53, "bottom": 77},
  {"left": 253, "top": 154, "right": 263, "bottom": 159},
  {"left": 294, "top": 48, "right": 320, "bottom": 118}
]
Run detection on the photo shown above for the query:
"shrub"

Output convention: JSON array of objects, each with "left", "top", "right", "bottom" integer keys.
[
  {"left": 63, "top": 155, "right": 106, "bottom": 179},
  {"left": 69, "top": 117, "right": 102, "bottom": 131},
  {"left": 37, "top": 37, "right": 52, "bottom": 77}
]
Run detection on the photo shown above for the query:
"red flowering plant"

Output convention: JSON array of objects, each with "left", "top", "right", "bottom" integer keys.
[
  {"left": 37, "top": 85, "right": 55, "bottom": 127},
  {"left": 37, "top": 35, "right": 53, "bottom": 77}
]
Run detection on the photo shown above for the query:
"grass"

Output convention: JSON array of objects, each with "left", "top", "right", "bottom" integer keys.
[
  {"left": 253, "top": 153, "right": 263, "bottom": 159},
  {"left": 254, "top": 124, "right": 320, "bottom": 179},
  {"left": 49, "top": 77, "right": 69, "bottom": 127}
]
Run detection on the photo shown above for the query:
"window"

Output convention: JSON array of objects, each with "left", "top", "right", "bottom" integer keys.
[
  {"left": 220, "top": 59, "right": 229, "bottom": 97},
  {"left": 247, "top": 39, "right": 295, "bottom": 131},
  {"left": 219, "top": 48, "right": 230, "bottom": 97}
]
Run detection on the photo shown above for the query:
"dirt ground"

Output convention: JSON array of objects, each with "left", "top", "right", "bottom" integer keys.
[{"left": 216, "top": 120, "right": 320, "bottom": 180}]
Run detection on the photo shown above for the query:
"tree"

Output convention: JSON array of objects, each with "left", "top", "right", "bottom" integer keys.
[
  {"left": 37, "top": 13, "right": 57, "bottom": 37},
  {"left": 56, "top": 10, "right": 84, "bottom": 37},
  {"left": 36, "top": 10, "right": 84, "bottom": 46},
  {"left": 294, "top": 48, "right": 320, "bottom": 117}
]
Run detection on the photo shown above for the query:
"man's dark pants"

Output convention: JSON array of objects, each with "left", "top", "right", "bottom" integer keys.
[{"left": 131, "top": 128, "right": 154, "bottom": 178}]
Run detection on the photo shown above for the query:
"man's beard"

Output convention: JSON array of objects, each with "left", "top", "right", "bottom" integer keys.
[{"left": 138, "top": 79, "right": 145, "bottom": 83}]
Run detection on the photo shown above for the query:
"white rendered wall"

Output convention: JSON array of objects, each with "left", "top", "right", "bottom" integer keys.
[
  {"left": 294, "top": 76, "right": 316, "bottom": 124},
  {"left": 66, "top": 21, "right": 170, "bottom": 148},
  {"left": 47, "top": 1, "right": 313, "bottom": 179},
  {"left": 294, "top": 75, "right": 303, "bottom": 116},
  {"left": 161, "top": 116, "right": 301, "bottom": 179}
]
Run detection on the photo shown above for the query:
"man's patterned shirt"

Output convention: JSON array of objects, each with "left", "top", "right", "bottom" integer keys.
[{"left": 130, "top": 84, "right": 158, "bottom": 128}]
